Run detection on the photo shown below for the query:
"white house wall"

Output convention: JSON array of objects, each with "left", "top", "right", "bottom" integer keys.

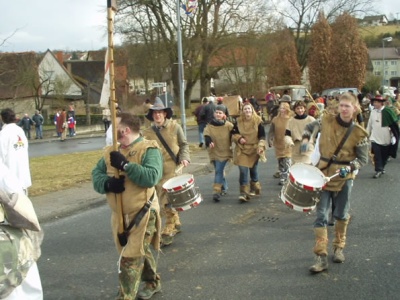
[{"left": 39, "top": 52, "right": 82, "bottom": 96}]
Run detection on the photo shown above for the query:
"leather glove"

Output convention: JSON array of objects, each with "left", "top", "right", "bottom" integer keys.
[
  {"left": 105, "top": 176, "right": 125, "bottom": 193},
  {"left": 339, "top": 166, "right": 351, "bottom": 178},
  {"left": 110, "top": 151, "right": 128, "bottom": 171}
]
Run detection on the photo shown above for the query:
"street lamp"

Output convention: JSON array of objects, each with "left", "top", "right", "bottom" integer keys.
[{"left": 382, "top": 36, "right": 393, "bottom": 88}]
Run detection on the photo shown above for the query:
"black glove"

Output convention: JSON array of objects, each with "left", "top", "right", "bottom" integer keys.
[
  {"left": 105, "top": 176, "right": 125, "bottom": 193},
  {"left": 110, "top": 151, "right": 128, "bottom": 171}
]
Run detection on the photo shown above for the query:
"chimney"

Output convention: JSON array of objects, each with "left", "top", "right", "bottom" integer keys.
[{"left": 56, "top": 51, "right": 64, "bottom": 64}]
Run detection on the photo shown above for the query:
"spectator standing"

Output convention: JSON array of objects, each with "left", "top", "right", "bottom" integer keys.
[
  {"left": 102, "top": 106, "right": 111, "bottom": 132},
  {"left": 200, "top": 97, "right": 217, "bottom": 124},
  {"left": 91, "top": 112, "right": 163, "bottom": 299},
  {"left": 56, "top": 109, "right": 67, "bottom": 141},
  {"left": 193, "top": 97, "right": 208, "bottom": 147},
  {"left": 54, "top": 109, "right": 61, "bottom": 137},
  {"left": 249, "top": 95, "right": 260, "bottom": 112},
  {"left": 67, "top": 113, "right": 76, "bottom": 137},
  {"left": 32, "top": 110, "right": 44, "bottom": 139},
  {"left": 18, "top": 113, "right": 34, "bottom": 140},
  {"left": 366, "top": 95, "right": 399, "bottom": 178},
  {"left": 0, "top": 108, "right": 32, "bottom": 194}
]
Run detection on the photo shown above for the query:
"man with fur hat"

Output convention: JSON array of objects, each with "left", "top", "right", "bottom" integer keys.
[
  {"left": 143, "top": 98, "right": 190, "bottom": 247},
  {"left": 366, "top": 95, "right": 399, "bottom": 178}
]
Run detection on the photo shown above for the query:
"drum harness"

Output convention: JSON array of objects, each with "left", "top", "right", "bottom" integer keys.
[
  {"left": 319, "top": 122, "right": 355, "bottom": 171},
  {"left": 152, "top": 126, "right": 179, "bottom": 164}
]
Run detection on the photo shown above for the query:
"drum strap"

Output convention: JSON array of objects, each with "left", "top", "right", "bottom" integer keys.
[
  {"left": 320, "top": 123, "right": 355, "bottom": 171},
  {"left": 152, "top": 126, "right": 179, "bottom": 164}
]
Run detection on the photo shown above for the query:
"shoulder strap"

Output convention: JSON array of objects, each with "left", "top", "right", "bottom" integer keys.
[
  {"left": 152, "top": 125, "right": 178, "bottom": 164},
  {"left": 321, "top": 122, "right": 355, "bottom": 171}
]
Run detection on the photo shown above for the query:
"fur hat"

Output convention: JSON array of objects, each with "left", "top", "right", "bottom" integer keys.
[{"left": 146, "top": 97, "right": 173, "bottom": 121}]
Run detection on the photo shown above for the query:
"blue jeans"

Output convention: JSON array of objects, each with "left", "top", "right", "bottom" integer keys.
[
  {"left": 213, "top": 160, "right": 228, "bottom": 191},
  {"left": 35, "top": 125, "right": 42, "bottom": 138},
  {"left": 198, "top": 123, "right": 206, "bottom": 144},
  {"left": 314, "top": 180, "right": 353, "bottom": 228},
  {"left": 238, "top": 161, "right": 259, "bottom": 185}
]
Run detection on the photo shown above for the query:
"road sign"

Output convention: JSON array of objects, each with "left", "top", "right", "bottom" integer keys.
[{"left": 152, "top": 82, "right": 166, "bottom": 88}]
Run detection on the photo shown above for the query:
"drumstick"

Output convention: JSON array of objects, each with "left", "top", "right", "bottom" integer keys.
[
  {"left": 324, "top": 173, "right": 339, "bottom": 182},
  {"left": 175, "top": 164, "right": 184, "bottom": 174}
]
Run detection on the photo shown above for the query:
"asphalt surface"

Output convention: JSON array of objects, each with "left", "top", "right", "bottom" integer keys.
[{"left": 36, "top": 144, "right": 400, "bottom": 299}]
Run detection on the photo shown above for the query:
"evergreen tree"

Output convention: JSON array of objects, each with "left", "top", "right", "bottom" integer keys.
[
  {"left": 308, "top": 12, "right": 332, "bottom": 93},
  {"left": 329, "top": 13, "right": 368, "bottom": 89}
]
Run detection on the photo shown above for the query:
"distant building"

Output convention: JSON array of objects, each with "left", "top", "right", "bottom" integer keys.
[
  {"left": 359, "top": 15, "right": 389, "bottom": 27},
  {"left": 368, "top": 47, "right": 400, "bottom": 88}
]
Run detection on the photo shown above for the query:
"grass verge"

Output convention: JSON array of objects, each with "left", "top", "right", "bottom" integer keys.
[
  {"left": 29, "top": 150, "right": 103, "bottom": 197},
  {"left": 29, "top": 142, "right": 203, "bottom": 197}
]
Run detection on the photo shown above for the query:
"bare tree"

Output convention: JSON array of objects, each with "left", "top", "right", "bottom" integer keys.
[{"left": 115, "top": 0, "right": 269, "bottom": 106}]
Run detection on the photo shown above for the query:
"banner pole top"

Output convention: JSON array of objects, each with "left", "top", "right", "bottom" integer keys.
[{"left": 107, "top": 0, "right": 117, "bottom": 11}]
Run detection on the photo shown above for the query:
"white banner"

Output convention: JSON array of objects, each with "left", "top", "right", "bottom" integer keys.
[{"left": 99, "top": 48, "right": 110, "bottom": 108}]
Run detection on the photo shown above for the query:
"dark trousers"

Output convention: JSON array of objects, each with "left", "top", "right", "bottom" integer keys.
[{"left": 371, "top": 142, "right": 390, "bottom": 172}]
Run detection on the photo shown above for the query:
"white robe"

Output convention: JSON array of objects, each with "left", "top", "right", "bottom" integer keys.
[{"left": 0, "top": 123, "right": 32, "bottom": 189}]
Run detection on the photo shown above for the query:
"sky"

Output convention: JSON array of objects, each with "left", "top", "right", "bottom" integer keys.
[{"left": 0, "top": 0, "right": 398, "bottom": 53}]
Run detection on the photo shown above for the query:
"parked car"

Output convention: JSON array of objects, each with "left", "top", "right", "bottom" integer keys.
[{"left": 321, "top": 87, "right": 361, "bottom": 97}]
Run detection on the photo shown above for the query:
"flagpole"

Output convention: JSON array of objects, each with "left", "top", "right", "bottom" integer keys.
[
  {"left": 106, "top": 0, "right": 125, "bottom": 241},
  {"left": 176, "top": 0, "right": 187, "bottom": 137}
]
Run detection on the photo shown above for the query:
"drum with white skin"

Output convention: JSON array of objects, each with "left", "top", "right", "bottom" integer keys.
[
  {"left": 162, "top": 174, "right": 202, "bottom": 211},
  {"left": 280, "top": 164, "right": 327, "bottom": 212}
]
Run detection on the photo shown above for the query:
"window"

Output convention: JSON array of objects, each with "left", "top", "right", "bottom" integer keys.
[
  {"left": 391, "top": 61, "right": 397, "bottom": 65},
  {"left": 374, "top": 71, "right": 381, "bottom": 76},
  {"left": 391, "top": 71, "right": 397, "bottom": 76},
  {"left": 375, "top": 61, "right": 381, "bottom": 66}
]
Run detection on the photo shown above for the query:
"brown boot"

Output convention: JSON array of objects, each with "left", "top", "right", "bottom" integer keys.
[
  {"left": 213, "top": 183, "right": 222, "bottom": 202},
  {"left": 309, "top": 255, "right": 328, "bottom": 273},
  {"left": 332, "top": 219, "right": 349, "bottom": 263},
  {"left": 239, "top": 185, "right": 252, "bottom": 202},
  {"left": 309, "top": 227, "right": 328, "bottom": 273},
  {"left": 250, "top": 181, "right": 261, "bottom": 195}
]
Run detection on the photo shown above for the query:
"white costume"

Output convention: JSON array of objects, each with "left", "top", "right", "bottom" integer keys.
[
  {"left": 0, "top": 163, "right": 43, "bottom": 300},
  {"left": 0, "top": 123, "right": 32, "bottom": 190}
]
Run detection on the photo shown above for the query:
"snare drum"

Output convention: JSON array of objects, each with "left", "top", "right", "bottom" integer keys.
[
  {"left": 162, "top": 174, "right": 202, "bottom": 211},
  {"left": 280, "top": 164, "right": 326, "bottom": 212}
]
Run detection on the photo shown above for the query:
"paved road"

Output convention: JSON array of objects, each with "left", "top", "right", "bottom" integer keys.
[{"left": 37, "top": 146, "right": 400, "bottom": 299}]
